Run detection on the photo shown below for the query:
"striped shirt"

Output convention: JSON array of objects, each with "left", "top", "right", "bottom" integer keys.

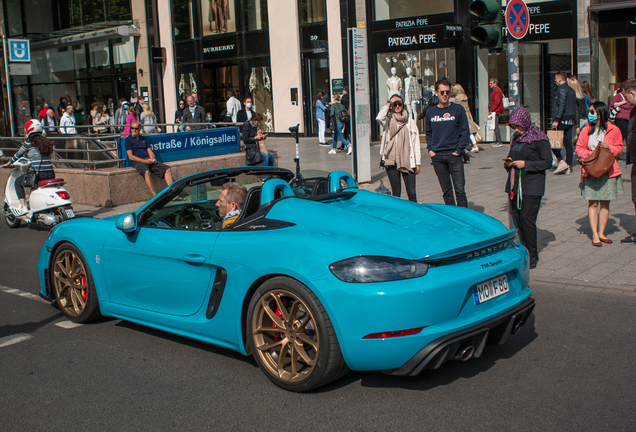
[{"left": 10, "top": 141, "right": 54, "bottom": 173}]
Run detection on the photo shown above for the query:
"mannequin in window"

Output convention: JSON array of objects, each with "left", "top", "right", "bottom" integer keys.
[
  {"left": 387, "top": 67, "right": 402, "bottom": 99},
  {"left": 404, "top": 67, "right": 420, "bottom": 120}
]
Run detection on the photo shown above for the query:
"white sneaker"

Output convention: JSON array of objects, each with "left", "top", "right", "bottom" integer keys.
[
  {"left": 490, "top": 143, "right": 503, "bottom": 148},
  {"left": 347, "top": 146, "right": 353, "bottom": 155},
  {"left": 328, "top": 149, "right": 337, "bottom": 155},
  {"left": 469, "top": 146, "right": 480, "bottom": 153},
  {"left": 554, "top": 161, "right": 568, "bottom": 174}
]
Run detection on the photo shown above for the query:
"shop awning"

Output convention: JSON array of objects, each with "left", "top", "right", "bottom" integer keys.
[
  {"left": 588, "top": 1, "right": 636, "bottom": 12},
  {"left": 30, "top": 23, "right": 141, "bottom": 51}
]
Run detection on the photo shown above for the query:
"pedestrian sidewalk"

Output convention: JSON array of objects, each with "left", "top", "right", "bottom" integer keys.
[{"left": 6, "top": 135, "right": 634, "bottom": 291}]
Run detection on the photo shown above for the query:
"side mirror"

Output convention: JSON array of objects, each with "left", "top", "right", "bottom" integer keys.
[{"left": 116, "top": 213, "right": 137, "bottom": 233}]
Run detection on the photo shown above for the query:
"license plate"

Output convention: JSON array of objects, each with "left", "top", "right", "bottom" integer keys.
[
  {"left": 473, "top": 275, "right": 509, "bottom": 305},
  {"left": 65, "top": 208, "right": 75, "bottom": 218}
]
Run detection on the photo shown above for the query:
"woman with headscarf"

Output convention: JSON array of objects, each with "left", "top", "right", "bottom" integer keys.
[
  {"left": 377, "top": 94, "right": 421, "bottom": 202},
  {"left": 504, "top": 107, "right": 552, "bottom": 269}
]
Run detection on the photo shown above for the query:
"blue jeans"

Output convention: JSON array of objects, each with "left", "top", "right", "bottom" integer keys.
[
  {"left": 333, "top": 121, "right": 350, "bottom": 149},
  {"left": 261, "top": 151, "right": 275, "bottom": 166}
]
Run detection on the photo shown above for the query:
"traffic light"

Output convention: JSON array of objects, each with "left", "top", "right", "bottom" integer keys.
[{"left": 469, "top": 0, "right": 503, "bottom": 52}]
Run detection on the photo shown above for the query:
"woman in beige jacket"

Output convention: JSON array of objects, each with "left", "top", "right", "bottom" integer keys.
[
  {"left": 377, "top": 94, "right": 421, "bottom": 202},
  {"left": 451, "top": 83, "right": 480, "bottom": 153}
]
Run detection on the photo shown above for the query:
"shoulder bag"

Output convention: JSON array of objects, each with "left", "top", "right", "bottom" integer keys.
[
  {"left": 579, "top": 143, "right": 615, "bottom": 178},
  {"left": 245, "top": 144, "right": 264, "bottom": 166}
]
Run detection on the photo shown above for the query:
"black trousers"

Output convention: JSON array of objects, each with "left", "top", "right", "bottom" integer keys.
[
  {"left": 509, "top": 195, "right": 542, "bottom": 261},
  {"left": 15, "top": 171, "right": 55, "bottom": 200},
  {"left": 385, "top": 165, "right": 417, "bottom": 202},
  {"left": 431, "top": 154, "right": 467, "bottom": 207}
]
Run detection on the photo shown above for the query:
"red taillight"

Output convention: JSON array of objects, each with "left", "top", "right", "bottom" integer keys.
[
  {"left": 363, "top": 327, "right": 424, "bottom": 339},
  {"left": 56, "top": 191, "right": 70, "bottom": 199}
]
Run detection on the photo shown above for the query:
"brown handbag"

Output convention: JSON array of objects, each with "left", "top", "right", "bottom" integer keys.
[{"left": 578, "top": 143, "right": 615, "bottom": 178}]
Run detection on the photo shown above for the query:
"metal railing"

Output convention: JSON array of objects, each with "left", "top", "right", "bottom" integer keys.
[{"left": 0, "top": 122, "right": 242, "bottom": 169}]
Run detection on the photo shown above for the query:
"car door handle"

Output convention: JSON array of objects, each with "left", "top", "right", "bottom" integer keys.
[{"left": 182, "top": 254, "right": 206, "bottom": 265}]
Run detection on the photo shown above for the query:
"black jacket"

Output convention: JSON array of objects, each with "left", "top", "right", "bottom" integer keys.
[
  {"left": 182, "top": 105, "right": 206, "bottom": 130},
  {"left": 505, "top": 135, "right": 552, "bottom": 196},
  {"left": 242, "top": 120, "right": 259, "bottom": 147},
  {"left": 237, "top": 109, "right": 252, "bottom": 124},
  {"left": 627, "top": 106, "right": 636, "bottom": 165},
  {"left": 553, "top": 83, "right": 577, "bottom": 123},
  {"left": 575, "top": 98, "right": 586, "bottom": 121}
]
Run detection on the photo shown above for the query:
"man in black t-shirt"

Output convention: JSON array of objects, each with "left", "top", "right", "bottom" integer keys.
[
  {"left": 425, "top": 78, "right": 470, "bottom": 207},
  {"left": 124, "top": 121, "right": 173, "bottom": 196}
]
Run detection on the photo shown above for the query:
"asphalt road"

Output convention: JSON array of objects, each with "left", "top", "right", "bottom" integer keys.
[{"left": 1, "top": 219, "right": 635, "bottom": 431}]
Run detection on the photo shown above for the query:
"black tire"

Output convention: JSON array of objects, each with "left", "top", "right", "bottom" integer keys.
[
  {"left": 5, "top": 213, "right": 21, "bottom": 228},
  {"left": 247, "top": 277, "right": 349, "bottom": 392},
  {"left": 51, "top": 243, "right": 101, "bottom": 323}
]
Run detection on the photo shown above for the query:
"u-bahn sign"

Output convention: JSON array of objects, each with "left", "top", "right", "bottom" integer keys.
[{"left": 505, "top": 0, "right": 530, "bottom": 39}]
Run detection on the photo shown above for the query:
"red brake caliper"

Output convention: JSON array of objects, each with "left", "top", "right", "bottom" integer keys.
[
  {"left": 80, "top": 276, "right": 87, "bottom": 301},
  {"left": 272, "top": 300, "right": 286, "bottom": 342}
]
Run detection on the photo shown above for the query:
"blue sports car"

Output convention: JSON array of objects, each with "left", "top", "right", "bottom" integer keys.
[{"left": 38, "top": 166, "right": 534, "bottom": 392}]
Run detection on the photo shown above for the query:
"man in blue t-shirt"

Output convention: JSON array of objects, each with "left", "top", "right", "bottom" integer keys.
[
  {"left": 124, "top": 121, "right": 173, "bottom": 196},
  {"left": 425, "top": 78, "right": 470, "bottom": 207}
]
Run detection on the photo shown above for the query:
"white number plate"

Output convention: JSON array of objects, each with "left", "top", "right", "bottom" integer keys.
[
  {"left": 65, "top": 208, "right": 75, "bottom": 218},
  {"left": 473, "top": 275, "right": 509, "bottom": 305}
]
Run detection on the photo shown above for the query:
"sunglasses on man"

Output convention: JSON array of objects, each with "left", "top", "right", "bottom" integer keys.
[{"left": 438, "top": 90, "right": 451, "bottom": 95}]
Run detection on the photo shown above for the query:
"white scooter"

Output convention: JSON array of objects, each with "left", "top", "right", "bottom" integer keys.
[{"left": 2, "top": 157, "right": 75, "bottom": 229}]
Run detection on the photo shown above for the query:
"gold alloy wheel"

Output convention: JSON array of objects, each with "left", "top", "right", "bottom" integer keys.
[
  {"left": 53, "top": 249, "right": 88, "bottom": 317},
  {"left": 251, "top": 289, "right": 319, "bottom": 383}
]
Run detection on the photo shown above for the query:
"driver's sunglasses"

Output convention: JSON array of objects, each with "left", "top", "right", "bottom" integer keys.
[{"left": 439, "top": 90, "right": 451, "bottom": 95}]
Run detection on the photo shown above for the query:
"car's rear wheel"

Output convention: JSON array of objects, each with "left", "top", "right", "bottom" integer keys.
[
  {"left": 247, "top": 277, "right": 349, "bottom": 392},
  {"left": 51, "top": 243, "right": 101, "bottom": 323}
]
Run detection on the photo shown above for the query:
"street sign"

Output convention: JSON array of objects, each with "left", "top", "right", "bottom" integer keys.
[
  {"left": 8, "top": 39, "right": 31, "bottom": 63},
  {"left": 9, "top": 63, "right": 32, "bottom": 75},
  {"left": 505, "top": 0, "right": 530, "bottom": 40},
  {"left": 444, "top": 24, "right": 463, "bottom": 39}
]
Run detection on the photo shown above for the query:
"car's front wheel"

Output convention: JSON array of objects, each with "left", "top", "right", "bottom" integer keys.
[
  {"left": 247, "top": 277, "right": 349, "bottom": 392},
  {"left": 51, "top": 243, "right": 101, "bottom": 323}
]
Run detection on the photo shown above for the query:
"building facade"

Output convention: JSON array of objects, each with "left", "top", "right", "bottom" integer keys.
[{"left": 0, "top": 0, "right": 633, "bottom": 139}]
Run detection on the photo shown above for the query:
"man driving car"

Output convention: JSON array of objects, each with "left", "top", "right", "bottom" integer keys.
[{"left": 216, "top": 182, "right": 247, "bottom": 228}]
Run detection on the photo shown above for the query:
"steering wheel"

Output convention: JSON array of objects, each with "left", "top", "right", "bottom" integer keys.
[{"left": 175, "top": 204, "right": 212, "bottom": 229}]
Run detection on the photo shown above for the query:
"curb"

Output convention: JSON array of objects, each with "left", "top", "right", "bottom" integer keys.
[{"left": 530, "top": 276, "right": 636, "bottom": 293}]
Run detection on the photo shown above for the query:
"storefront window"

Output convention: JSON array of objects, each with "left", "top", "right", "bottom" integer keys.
[
  {"left": 376, "top": 49, "right": 456, "bottom": 128},
  {"left": 299, "top": 0, "right": 326, "bottom": 24},
  {"left": 173, "top": 0, "right": 194, "bottom": 41},
  {"left": 245, "top": 0, "right": 268, "bottom": 31},
  {"left": 374, "top": 0, "right": 452, "bottom": 21},
  {"left": 248, "top": 66, "right": 274, "bottom": 132},
  {"left": 201, "top": 0, "right": 237, "bottom": 36}
]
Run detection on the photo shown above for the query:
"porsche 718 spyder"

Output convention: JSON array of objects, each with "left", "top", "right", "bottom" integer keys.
[{"left": 38, "top": 166, "right": 535, "bottom": 392}]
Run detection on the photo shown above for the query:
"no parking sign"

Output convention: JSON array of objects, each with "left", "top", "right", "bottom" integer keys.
[{"left": 505, "top": 0, "right": 530, "bottom": 40}]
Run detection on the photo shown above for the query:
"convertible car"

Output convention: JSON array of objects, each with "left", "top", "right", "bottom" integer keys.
[{"left": 38, "top": 166, "right": 534, "bottom": 392}]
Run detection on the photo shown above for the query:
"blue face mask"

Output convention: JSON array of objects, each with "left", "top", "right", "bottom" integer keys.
[{"left": 587, "top": 112, "right": 597, "bottom": 123}]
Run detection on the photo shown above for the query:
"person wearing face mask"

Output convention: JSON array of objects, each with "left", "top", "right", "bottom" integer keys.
[
  {"left": 237, "top": 97, "right": 254, "bottom": 123},
  {"left": 576, "top": 101, "right": 624, "bottom": 246},
  {"left": 504, "top": 107, "right": 552, "bottom": 269}
]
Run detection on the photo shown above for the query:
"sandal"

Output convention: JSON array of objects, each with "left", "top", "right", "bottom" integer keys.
[{"left": 599, "top": 237, "right": 613, "bottom": 244}]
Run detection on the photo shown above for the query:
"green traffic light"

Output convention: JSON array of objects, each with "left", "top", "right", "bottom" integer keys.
[
  {"left": 469, "top": 0, "right": 503, "bottom": 51},
  {"left": 469, "top": 0, "right": 501, "bottom": 21}
]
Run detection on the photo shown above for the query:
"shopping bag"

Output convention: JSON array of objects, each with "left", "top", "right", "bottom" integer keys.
[
  {"left": 487, "top": 112, "right": 496, "bottom": 131},
  {"left": 474, "top": 130, "right": 483, "bottom": 143},
  {"left": 547, "top": 130, "right": 564, "bottom": 149}
]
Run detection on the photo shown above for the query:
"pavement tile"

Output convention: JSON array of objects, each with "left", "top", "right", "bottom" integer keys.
[
  {"left": 622, "top": 291, "right": 636, "bottom": 296},
  {"left": 582, "top": 287, "right": 604, "bottom": 293},
  {"left": 602, "top": 289, "right": 624, "bottom": 295}
]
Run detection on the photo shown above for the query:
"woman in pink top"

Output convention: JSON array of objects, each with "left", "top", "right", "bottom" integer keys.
[
  {"left": 576, "top": 101, "right": 624, "bottom": 246},
  {"left": 609, "top": 86, "right": 633, "bottom": 143},
  {"left": 123, "top": 105, "right": 138, "bottom": 135}
]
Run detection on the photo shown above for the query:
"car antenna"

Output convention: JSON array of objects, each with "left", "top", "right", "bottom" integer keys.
[{"left": 289, "top": 124, "right": 301, "bottom": 178}]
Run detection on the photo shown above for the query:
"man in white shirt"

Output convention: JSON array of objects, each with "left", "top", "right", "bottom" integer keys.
[
  {"left": 226, "top": 89, "right": 241, "bottom": 123},
  {"left": 59, "top": 104, "right": 78, "bottom": 158},
  {"left": 59, "top": 105, "right": 77, "bottom": 134}
]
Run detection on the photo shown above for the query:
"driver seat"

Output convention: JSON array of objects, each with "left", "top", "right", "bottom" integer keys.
[{"left": 237, "top": 186, "right": 261, "bottom": 220}]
